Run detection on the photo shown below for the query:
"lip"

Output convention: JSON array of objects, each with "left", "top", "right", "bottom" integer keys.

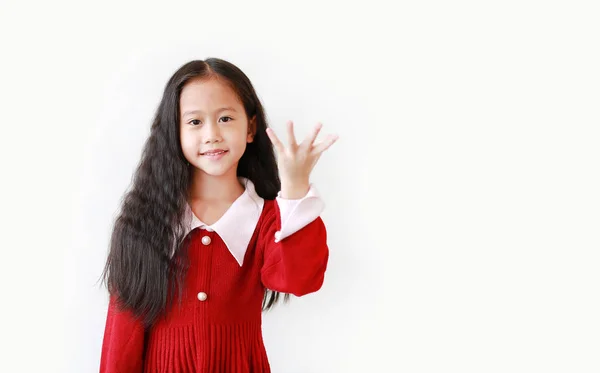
[
  {"left": 200, "top": 149, "right": 228, "bottom": 155},
  {"left": 200, "top": 149, "right": 228, "bottom": 161}
]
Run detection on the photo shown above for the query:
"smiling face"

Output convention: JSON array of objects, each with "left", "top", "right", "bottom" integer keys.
[{"left": 179, "top": 77, "right": 255, "bottom": 178}]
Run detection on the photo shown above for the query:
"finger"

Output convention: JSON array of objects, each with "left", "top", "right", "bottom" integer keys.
[
  {"left": 286, "top": 120, "right": 298, "bottom": 148},
  {"left": 311, "top": 134, "right": 338, "bottom": 155},
  {"left": 310, "top": 152, "right": 322, "bottom": 169},
  {"left": 303, "top": 122, "right": 323, "bottom": 148},
  {"left": 266, "top": 128, "right": 285, "bottom": 154}
]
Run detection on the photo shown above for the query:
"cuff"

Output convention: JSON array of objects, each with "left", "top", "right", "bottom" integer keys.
[{"left": 274, "top": 184, "right": 325, "bottom": 242}]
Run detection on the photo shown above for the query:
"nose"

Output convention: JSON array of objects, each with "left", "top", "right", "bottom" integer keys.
[{"left": 203, "top": 121, "right": 222, "bottom": 143}]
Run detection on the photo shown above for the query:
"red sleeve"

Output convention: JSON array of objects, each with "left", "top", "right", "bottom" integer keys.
[
  {"left": 99, "top": 295, "right": 145, "bottom": 373},
  {"left": 260, "top": 201, "right": 329, "bottom": 297}
]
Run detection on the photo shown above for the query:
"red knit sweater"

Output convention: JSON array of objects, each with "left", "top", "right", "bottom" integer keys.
[{"left": 100, "top": 199, "right": 329, "bottom": 373}]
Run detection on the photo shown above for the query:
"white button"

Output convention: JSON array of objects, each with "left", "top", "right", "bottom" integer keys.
[
  {"left": 197, "top": 292, "right": 207, "bottom": 301},
  {"left": 201, "top": 236, "right": 211, "bottom": 245}
]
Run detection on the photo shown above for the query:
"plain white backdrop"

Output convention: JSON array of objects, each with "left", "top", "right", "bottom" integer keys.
[{"left": 1, "top": 0, "right": 599, "bottom": 372}]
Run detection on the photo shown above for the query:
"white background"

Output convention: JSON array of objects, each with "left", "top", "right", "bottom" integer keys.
[{"left": 1, "top": 0, "right": 598, "bottom": 372}]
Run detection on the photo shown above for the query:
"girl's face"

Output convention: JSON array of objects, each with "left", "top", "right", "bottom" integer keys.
[{"left": 179, "top": 77, "right": 255, "bottom": 178}]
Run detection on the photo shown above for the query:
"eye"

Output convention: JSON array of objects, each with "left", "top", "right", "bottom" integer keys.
[
  {"left": 220, "top": 116, "right": 233, "bottom": 123},
  {"left": 189, "top": 119, "right": 201, "bottom": 125}
]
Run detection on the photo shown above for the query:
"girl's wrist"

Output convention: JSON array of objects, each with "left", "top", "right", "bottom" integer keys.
[{"left": 280, "top": 180, "right": 309, "bottom": 199}]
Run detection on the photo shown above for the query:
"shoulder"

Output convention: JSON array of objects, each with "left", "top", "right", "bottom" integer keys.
[
  {"left": 252, "top": 199, "right": 281, "bottom": 248},
  {"left": 257, "top": 199, "right": 278, "bottom": 227}
]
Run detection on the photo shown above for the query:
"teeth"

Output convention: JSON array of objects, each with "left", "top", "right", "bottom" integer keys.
[{"left": 205, "top": 151, "right": 224, "bottom": 155}]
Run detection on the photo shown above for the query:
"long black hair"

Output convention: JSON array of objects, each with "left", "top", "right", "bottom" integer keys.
[{"left": 100, "top": 58, "right": 288, "bottom": 327}]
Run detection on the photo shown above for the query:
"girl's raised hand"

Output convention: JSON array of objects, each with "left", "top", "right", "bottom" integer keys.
[{"left": 266, "top": 120, "right": 338, "bottom": 199}]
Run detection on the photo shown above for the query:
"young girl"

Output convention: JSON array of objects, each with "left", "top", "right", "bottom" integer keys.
[{"left": 99, "top": 58, "right": 338, "bottom": 373}]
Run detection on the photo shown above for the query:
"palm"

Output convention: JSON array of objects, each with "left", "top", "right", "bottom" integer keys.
[{"left": 266, "top": 121, "right": 338, "bottom": 185}]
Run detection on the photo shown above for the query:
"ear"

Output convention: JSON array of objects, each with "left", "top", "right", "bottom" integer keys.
[{"left": 247, "top": 115, "right": 257, "bottom": 143}]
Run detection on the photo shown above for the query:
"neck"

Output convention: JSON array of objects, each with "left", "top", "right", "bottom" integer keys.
[{"left": 188, "top": 168, "right": 244, "bottom": 202}]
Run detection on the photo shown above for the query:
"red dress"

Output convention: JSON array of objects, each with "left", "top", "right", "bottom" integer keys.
[{"left": 99, "top": 197, "right": 329, "bottom": 373}]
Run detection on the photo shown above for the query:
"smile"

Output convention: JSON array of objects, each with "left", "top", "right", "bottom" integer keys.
[
  {"left": 201, "top": 150, "right": 228, "bottom": 155},
  {"left": 200, "top": 150, "right": 228, "bottom": 160}
]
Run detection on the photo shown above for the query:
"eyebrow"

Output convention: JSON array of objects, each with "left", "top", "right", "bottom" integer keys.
[{"left": 182, "top": 107, "right": 237, "bottom": 117}]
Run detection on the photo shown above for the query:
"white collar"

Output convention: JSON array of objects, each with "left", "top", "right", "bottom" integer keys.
[{"left": 183, "top": 177, "right": 264, "bottom": 266}]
